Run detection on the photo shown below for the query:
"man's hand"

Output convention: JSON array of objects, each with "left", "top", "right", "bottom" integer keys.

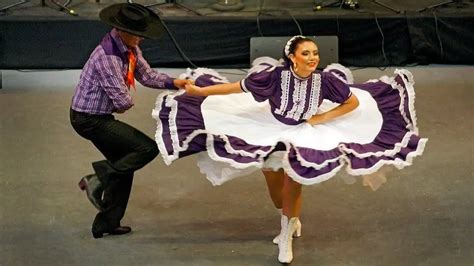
[{"left": 173, "top": 79, "right": 194, "bottom": 90}]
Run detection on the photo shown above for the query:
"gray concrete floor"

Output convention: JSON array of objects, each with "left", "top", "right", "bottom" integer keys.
[{"left": 0, "top": 66, "right": 473, "bottom": 265}]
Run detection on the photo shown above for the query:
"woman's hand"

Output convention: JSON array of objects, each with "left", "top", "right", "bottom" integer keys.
[
  {"left": 307, "top": 94, "right": 359, "bottom": 126},
  {"left": 185, "top": 84, "right": 204, "bottom": 96},
  {"left": 173, "top": 79, "right": 194, "bottom": 90},
  {"left": 307, "top": 114, "right": 325, "bottom": 125}
]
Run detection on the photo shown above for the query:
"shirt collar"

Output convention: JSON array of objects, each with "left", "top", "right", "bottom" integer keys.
[{"left": 111, "top": 28, "right": 133, "bottom": 55}]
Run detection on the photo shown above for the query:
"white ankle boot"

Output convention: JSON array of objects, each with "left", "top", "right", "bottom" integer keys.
[
  {"left": 273, "top": 212, "right": 301, "bottom": 244},
  {"left": 278, "top": 215, "right": 299, "bottom": 263}
]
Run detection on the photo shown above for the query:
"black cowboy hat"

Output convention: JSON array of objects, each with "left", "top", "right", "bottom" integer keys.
[{"left": 99, "top": 3, "right": 165, "bottom": 39}]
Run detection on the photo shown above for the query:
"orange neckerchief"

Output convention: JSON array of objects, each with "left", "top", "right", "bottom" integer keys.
[{"left": 125, "top": 49, "right": 136, "bottom": 90}]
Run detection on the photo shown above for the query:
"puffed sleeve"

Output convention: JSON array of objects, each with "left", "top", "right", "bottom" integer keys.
[
  {"left": 321, "top": 71, "right": 352, "bottom": 104},
  {"left": 240, "top": 64, "right": 278, "bottom": 102}
]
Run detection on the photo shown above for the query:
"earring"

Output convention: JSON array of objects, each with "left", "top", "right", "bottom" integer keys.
[{"left": 294, "top": 63, "right": 298, "bottom": 72}]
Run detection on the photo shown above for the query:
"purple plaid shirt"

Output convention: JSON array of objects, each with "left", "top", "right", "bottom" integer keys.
[{"left": 71, "top": 29, "right": 176, "bottom": 114}]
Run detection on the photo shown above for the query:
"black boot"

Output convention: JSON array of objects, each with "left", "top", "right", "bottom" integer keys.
[
  {"left": 91, "top": 213, "right": 131, "bottom": 238},
  {"left": 78, "top": 174, "right": 105, "bottom": 211},
  {"left": 92, "top": 226, "right": 132, "bottom": 239}
]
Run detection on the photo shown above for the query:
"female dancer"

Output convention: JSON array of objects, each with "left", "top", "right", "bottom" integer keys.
[{"left": 152, "top": 36, "right": 427, "bottom": 263}]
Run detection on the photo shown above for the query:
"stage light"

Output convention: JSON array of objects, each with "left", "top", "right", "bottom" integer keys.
[
  {"left": 211, "top": 0, "right": 245, "bottom": 11},
  {"left": 342, "top": 0, "right": 359, "bottom": 9}
]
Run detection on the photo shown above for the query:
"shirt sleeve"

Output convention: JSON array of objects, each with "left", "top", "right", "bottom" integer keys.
[
  {"left": 240, "top": 64, "right": 277, "bottom": 102},
  {"left": 134, "top": 48, "right": 177, "bottom": 90},
  {"left": 321, "top": 71, "right": 352, "bottom": 104},
  {"left": 95, "top": 54, "right": 134, "bottom": 112}
]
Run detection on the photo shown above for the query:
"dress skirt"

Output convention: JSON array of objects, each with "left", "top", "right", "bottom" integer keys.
[{"left": 152, "top": 65, "right": 427, "bottom": 186}]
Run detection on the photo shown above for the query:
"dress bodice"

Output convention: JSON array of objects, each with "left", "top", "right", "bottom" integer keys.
[{"left": 241, "top": 64, "right": 351, "bottom": 125}]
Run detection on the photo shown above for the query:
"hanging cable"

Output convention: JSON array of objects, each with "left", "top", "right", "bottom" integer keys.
[
  {"left": 433, "top": 11, "right": 444, "bottom": 60},
  {"left": 374, "top": 12, "right": 388, "bottom": 70},
  {"left": 256, "top": 0, "right": 303, "bottom": 36},
  {"left": 159, "top": 17, "right": 199, "bottom": 68},
  {"left": 256, "top": 0, "right": 264, "bottom": 36},
  {"left": 288, "top": 11, "right": 303, "bottom": 35}
]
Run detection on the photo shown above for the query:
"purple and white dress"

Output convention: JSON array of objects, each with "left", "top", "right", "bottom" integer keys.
[{"left": 152, "top": 57, "right": 427, "bottom": 186}]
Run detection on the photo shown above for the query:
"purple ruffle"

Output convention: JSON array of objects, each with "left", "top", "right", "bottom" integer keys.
[{"left": 153, "top": 67, "right": 427, "bottom": 185}]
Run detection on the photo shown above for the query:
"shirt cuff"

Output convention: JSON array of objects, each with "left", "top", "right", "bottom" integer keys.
[{"left": 164, "top": 77, "right": 178, "bottom": 90}]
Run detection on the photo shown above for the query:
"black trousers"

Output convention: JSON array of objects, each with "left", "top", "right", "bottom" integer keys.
[{"left": 70, "top": 109, "right": 159, "bottom": 229}]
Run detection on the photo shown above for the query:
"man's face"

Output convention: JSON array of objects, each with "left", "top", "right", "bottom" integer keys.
[{"left": 118, "top": 30, "right": 144, "bottom": 48}]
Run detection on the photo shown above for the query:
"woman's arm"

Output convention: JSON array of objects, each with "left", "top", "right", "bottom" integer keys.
[
  {"left": 307, "top": 94, "right": 359, "bottom": 125},
  {"left": 173, "top": 79, "right": 194, "bottom": 90},
  {"left": 185, "top": 81, "right": 243, "bottom": 97}
]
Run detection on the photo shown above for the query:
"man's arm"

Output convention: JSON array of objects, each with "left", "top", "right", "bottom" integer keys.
[{"left": 134, "top": 49, "right": 191, "bottom": 90}]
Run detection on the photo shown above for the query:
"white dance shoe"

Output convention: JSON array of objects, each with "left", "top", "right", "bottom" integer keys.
[
  {"left": 278, "top": 215, "right": 300, "bottom": 264},
  {"left": 273, "top": 213, "right": 301, "bottom": 244}
]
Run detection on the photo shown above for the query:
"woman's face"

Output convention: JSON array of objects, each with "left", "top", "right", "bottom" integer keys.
[
  {"left": 118, "top": 30, "right": 144, "bottom": 48},
  {"left": 289, "top": 41, "right": 320, "bottom": 76}
]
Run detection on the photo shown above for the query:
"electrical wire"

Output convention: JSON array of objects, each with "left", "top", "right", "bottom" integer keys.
[
  {"left": 159, "top": 16, "right": 199, "bottom": 68},
  {"left": 335, "top": 4, "right": 390, "bottom": 70},
  {"left": 151, "top": 1, "right": 303, "bottom": 70},
  {"left": 256, "top": 0, "right": 304, "bottom": 37},
  {"left": 432, "top": 11, "right": 444, "bottom": 60},
  {"left": 373, "top": 12, "right": 389, "bottom": 70},
  {"left": 256, "top": 0, "right": 264, "bottom": 36},
  {"left": 157, "top": 19, "right": 249, "bottom": 73},
  {"left": 288, "top": 10, "right": 303, "bottom": 35},
  {"left": 152, "top": 2, "right": 265, "bottom": 74},
  {"left": 153, "top": 1, "right": 395, "bottom": 72}
]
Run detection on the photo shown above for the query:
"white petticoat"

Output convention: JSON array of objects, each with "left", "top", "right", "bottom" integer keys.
[{"left": 198, "top": 87, "right": 383, "bottom": 185}]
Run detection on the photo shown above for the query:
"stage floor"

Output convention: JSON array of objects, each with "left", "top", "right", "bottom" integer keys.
[{"left": 0, "top": 65, "right": 473, "bottom": 265}]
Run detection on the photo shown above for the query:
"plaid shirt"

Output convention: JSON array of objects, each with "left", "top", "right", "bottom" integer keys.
[{"left": 71, "top": 29, "right": 176, "bottom": 114}]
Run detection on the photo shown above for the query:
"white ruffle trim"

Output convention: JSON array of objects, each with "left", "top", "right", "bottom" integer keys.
[
  {"left": 196, "top": 154, "right": 260, "bottom": 186},
  {"left": 323, "top": 63, "right": 354, "bottom": 84},
  {"left": 395, "top": 69, "right": 418, "bottom": 134},
  {"left": 153, "top": 90, "right": 274, "bottom": 184},
  {"left": 344, "top": 137, "right": 428, "bottom": 175},
  {"left": 152, "top": 90, "right": 180, "bottom": 165},
  {"left": 339, "top": 132, "right": 415, "bottom": 158},
  {"left": 153, "top": 68, "right": 427, "bottom": 186},
  {"left": 220, "top": 134, "right": 272, "bottom": 158},
  {"left": 247, "top": 57, "right": 282, "bottom": 77},
  {"left": 293, "top": 146, "right": 342, "bottom": 170},
  {"left": 278, "top": 142, "right": 345, "bottom": 186},
  {"left": 179, "top": 67, "right": 230, "bottom": 83},
  {"left": 251, "top": 56, "right": 282, "bottom": 67},
  {"left": 372, "top": 69, "right": 418, "bottom": 134}
]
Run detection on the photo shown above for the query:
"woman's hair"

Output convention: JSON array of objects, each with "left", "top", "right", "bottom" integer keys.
[{"left": 282, "top": 35, "right": 315, "bottom": 66}]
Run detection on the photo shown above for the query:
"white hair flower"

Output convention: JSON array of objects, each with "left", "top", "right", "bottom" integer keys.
[{"left": 284, "top": 35, "right": 305, "bottom": 57}]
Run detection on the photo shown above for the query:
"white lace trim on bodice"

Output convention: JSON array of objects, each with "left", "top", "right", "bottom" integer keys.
[{"left": 276, "top": 71, "right": 321, "bottom": 121}]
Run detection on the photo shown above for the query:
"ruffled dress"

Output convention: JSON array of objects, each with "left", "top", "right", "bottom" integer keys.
[{"left": 152, "top": 58, "right": 427, "bottom": 186}]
